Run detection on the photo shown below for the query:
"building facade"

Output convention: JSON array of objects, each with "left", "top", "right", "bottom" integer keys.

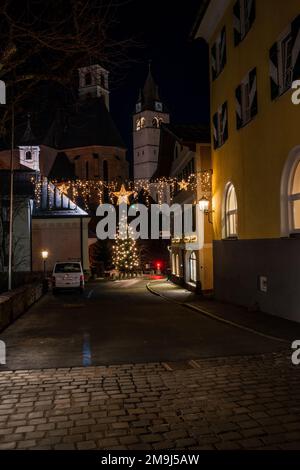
[
  {"left": 194, "top": 0, "right": 300, "bottom": 321},
  {"left": 155, "top": 124, "right": 213, "bottom": 293},
  {"left": 133, "top": 66, "right": 170, "bottom": 179}
]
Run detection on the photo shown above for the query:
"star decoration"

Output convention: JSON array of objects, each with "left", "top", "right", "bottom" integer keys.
[
  {"left": 178, "top": 179, "right": 189, "bottom": 191},
  {"left": 57, "top": 183, "right": 69, "bottom": 195},
  {"left": 113, "top": 184, "right": 134, "bottom": 205}
]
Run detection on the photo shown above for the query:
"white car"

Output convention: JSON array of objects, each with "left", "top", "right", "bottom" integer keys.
[{"left": 52, "top": 261, "right": 85, "bottom": 293}]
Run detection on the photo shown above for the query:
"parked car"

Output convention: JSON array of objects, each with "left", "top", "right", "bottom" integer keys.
[{"left": 52, "top": 261, "right": 85, "bottom": 293}]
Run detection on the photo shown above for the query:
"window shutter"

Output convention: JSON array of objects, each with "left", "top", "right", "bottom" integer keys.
[
  {"left": 221, "top": 102, "right": 228, "bottom": 143},
  {"left": 235, "top": 85, "right": 242, "bottom": 129},
  {"left": 220, "top": 27, "right": 227, "bottom": 71},
  {"left": 248, "top": 0, "right": 256, "bottom": 29},
  {"left": 211, "top": 43, "right": 217, "bottom": 81},
  {"left": 212, "top": 112, "right": 218, "bottom": 149},
  {"left": 291, "top": 14, "right": 300, "bottom": 81},
  {"left": 233, "top": 0, "right": 241, "bottom": 46},
  {"left": 249, "top": 67, "right": 258, "bottom": 118},
  {"left": 269, "top": 42, "right": 279, "bottom": 100}
]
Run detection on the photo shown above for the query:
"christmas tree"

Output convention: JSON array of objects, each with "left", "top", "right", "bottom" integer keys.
[{"left": 112, "top": 220, "right": 139, "bottom": 272}]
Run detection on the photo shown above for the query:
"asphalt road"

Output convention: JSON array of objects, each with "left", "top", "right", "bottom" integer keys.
[{"left": 1, "top": 278, "right": 284, "bottom": 369}]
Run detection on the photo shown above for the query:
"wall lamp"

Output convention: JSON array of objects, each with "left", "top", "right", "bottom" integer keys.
[{"left": 198, "top": 196, "right": 214, "bottom": 224}]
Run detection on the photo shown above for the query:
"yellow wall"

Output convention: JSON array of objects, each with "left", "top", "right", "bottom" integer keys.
[{"left": 210, "top": 0, "right": 300, "bottom": 240}]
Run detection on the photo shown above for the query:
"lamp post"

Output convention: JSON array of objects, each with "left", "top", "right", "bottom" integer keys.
[{"left": 41, "top": 250, "right": 49, "bottom": 278}]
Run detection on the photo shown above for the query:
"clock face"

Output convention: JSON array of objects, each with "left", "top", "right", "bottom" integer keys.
[
  {"left": 155, "top": 101, "right": 162, "bottom": 111},
  {"left": 136, "top": 102, "right": 141, "bottom": 113}
]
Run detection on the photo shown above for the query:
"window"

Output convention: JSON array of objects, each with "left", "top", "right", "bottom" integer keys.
[
  {"left": 212, "top": 102, "right": 228, "bottom": 149},
  {"left": 236, "top": 68, "right": 257, "bottom": 129},
  {"left": 25, "top": 151, "right": 32, "bottom": 160},
  {"left": 172, "top": 254, "right": 176, "bottom": 275},
  {"left": 175, "top": 254, "right": 180, "bottom": 276},
  {"left": 152, "top": 117, "right": 159, "bottom": 128},
  {"left": 136, "top": 102, "right": 141, "bottom": 113},
  {"left": 270, "top": 14, "right": 300, "bottom": 100},
  {"left": 224, "top": 184, "right": 238, "bottom": 238},
  {"left": 233, "top": 0, "right": 256, "bottom": 46},
  {"left": 189, "top": 252, "right": 197, "bottom": 283},
  {"left": 289, "top": 159, "right": 300, "bottom": 232},
  {"left": 136, "top": 119, "right": 141, "bottom": 131},
  {"left": 211, "top": 26, "right": 226, "bottom": 80}
]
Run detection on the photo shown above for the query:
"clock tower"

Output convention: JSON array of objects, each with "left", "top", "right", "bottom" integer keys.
[{"left": 133, "top": 65, "right": 169, "bottom": 179}]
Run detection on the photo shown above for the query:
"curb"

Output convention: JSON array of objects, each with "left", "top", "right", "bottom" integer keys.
[{"left": 146, "top": 281, "right": 289, "bottom": 344}]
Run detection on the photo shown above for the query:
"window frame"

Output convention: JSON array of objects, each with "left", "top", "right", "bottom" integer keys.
[
  {"left": 224, "top": 183, "right": 238, "bottom": 239},
  {"left": 189, "top": 251, "right": 197, "bottom": 283}
]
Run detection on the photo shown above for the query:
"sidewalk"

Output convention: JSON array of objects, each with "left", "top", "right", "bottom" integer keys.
[{"left": 147, "top": 279, "right": 300, "bottom": 342}]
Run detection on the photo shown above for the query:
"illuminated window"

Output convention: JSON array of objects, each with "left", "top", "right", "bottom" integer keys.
[
  {"left": 172, "top": 254, "right": 176, "bottom": 274},
  {"left": 152, "top": 117, "right": 159, "bottom": 128},
  {"left": 175, "top": 254, "right": 180, "bottom": 276},
  {"left": 225, "top": 183, "right": 238, "bottom": 238},
  {"left": 136, "top": 119, "right": 141, "bottom": 131},
  {"left": 289, "top": 160, "right": 300, "bottom": 231},
  {"left": 189, "top": 252, "right": 197, "bottom": 283},
  {"left": 140, "top": 117, "right": 146, "bottom": 128}
]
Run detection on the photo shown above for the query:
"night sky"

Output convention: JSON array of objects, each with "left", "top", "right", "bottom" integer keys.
[{"left": 109, "top": 0, "right": 209, "bottom": 168}]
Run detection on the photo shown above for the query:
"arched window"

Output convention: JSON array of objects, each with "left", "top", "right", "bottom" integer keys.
[
  {"left": 225, "top": 183, "right": 238, "bottom": 238},
  {"left": 175, "top": 254, "right": 180, "bottom": 276},
  {"left": 140, "top": 117, "right": 146, "bottom": 128},
  {"left": 289, "top": 159, "right": 300, "bottom": 232},
  {"left": 25, "top": 151, "right": 32, "bottom": 160},
  {"left": 189, "top": 252, "right": 197, "bottom": 283},
  {"left": 152, "top": 117, "right": 159, "bottom": 128},
  {"left": 136, "top": 119, "right": 141, "bottom": 131}
]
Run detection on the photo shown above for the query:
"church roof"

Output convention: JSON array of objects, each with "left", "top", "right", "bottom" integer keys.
[
  {"left": 1, "top": 94, "right": 125, "bottom": 151},
  {"left": 57, "top": 97, "right": 125, "bottom": 149}
]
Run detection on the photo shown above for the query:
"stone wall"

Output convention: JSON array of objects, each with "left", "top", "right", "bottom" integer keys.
[{"left": 0, "top": 282, "right": 43, "bottom": 331}]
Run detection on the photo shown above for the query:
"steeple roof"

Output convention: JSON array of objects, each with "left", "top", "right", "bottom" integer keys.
[
  {"left": 20, "top": 113, "right": 36, "bottom": 146},
  {"left": 136, "top": 63, "right": 167, "bottom": 113}
]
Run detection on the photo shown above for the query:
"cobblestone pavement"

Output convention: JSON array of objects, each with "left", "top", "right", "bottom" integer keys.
[{"left": 1, "top": 350, "right": 300, "bottom": 450}]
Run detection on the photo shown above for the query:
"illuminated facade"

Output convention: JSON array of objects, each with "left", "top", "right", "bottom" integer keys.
[{"left": 194, "top": 0, "right": 300, "bottom": 321}]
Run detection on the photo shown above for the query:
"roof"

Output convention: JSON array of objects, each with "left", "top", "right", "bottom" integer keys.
[
  {"left": 136, "top": 65, "right": 168, "bottom": 113},
  {"left": 0, "top": 92, "right": 125, "bottom": 151},
  {"left": 48, "top": 152, "right": 75, "bottom": 181},
  {"left": 190, "top": 0, "right": 210, "bottom": 39},
  {"left": 58, "top": 97, "right": 126, "bottom": 149},
  {"left": 153, "top": 123, "right": 210, "bottom": 178},
  {"left": 33, "top": 179, "right": 88, "bottom": 218},
  {"left": 165, "top": 123, "right": 210, "bottom": 144}
]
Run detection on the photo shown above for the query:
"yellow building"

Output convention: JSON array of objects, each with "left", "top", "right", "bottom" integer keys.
[{"left": 194, "top": 0, "right": 300, "bottom": 321}]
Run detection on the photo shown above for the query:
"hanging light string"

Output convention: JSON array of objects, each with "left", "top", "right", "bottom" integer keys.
[{"left": 32, "top": 170, "right": 212, "bottom": 209}]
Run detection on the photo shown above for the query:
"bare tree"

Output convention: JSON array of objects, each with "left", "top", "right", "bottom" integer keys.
[{"left": 0, "top": 0, "right": 137, "bottom": 137}]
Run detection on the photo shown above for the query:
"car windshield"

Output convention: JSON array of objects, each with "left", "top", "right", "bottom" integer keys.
[{"left": 55, "top": 263, "right": 81, "bottom": 273}]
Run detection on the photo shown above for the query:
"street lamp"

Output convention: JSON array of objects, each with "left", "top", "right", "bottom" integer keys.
[
  {"left": 199, "top": 196, "right": 214, "bottom": 224},
  {"left": 41, "top": 250, "right": 49, "bottom": 277}
]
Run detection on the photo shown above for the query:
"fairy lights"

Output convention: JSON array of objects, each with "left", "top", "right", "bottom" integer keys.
[{"left": 31, "top": 170, "right": 212, "bottom": 209}]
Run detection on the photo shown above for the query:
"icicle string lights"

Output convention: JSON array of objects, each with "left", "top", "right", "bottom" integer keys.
[{"left": 33, "top": 170, "right": 212, "bottom": 209}]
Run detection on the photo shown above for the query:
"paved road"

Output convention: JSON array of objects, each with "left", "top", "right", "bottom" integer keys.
[{"left": 1, "top": 278, "right": 284, "bottom": 369}]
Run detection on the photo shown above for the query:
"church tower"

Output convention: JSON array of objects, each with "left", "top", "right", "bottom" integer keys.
[
  {"left": 78, "top": 64, "right": 110, "bottom": 110},
  {"left": 133, "top": 65, "right": 169, "bottom": 179}
]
